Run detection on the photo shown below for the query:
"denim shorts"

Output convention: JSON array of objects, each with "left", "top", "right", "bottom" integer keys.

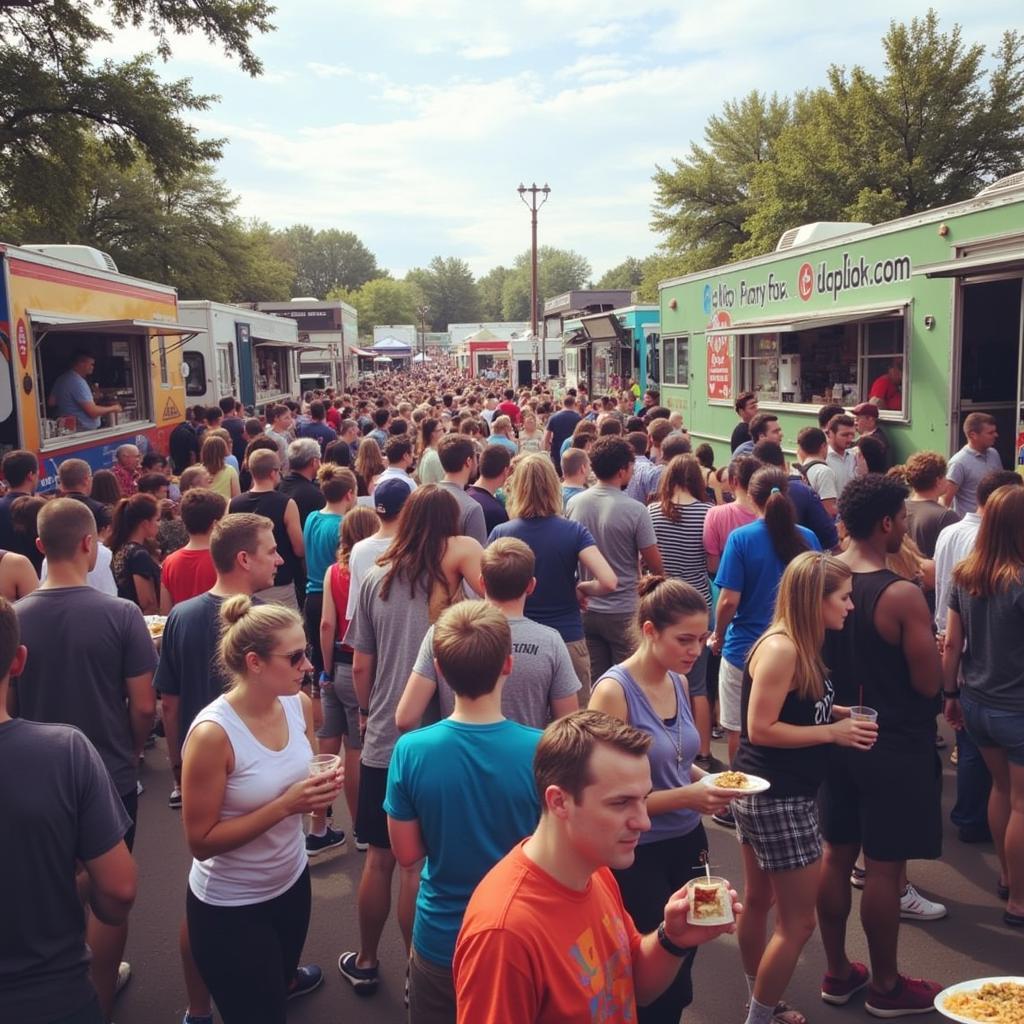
[{"left": 960, "top": 692, "right": 1024, "bottom": 766}]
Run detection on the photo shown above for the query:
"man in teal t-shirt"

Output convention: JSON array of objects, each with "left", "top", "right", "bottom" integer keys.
[{"left": 383, "top": 602, "right": 541, "bottom": 1017}]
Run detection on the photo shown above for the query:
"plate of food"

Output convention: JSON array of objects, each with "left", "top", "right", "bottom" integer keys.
[
  {"left": 935, "top": 978, "right": 1024, "bottom": 1024},
  {"left": 685, "top": 876, "right": 735, "bottom": 926},
  {"left": 144, "top": 615, "right": 167, "bottom": 641},
  {"left": 701, "top": 770, "right": 770, "bottom": 795}
]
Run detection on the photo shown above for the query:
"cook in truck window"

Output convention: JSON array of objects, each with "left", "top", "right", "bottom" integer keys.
[{"left": 47, "top": 350, "right": 122, "bottom": 430}]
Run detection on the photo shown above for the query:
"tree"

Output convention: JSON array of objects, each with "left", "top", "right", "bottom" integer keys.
[
  {"left": 405, "top": 257, "right": 479, "bottom": 330},
  {"left": 595, "top": 256, "right": 645, "bottom": 292},
  {"left": 476, "top": 265, "right": 511, "bottom": 320},
  {"left": 650, "top": 91, "right": 792, "bottom": 274},
  {"left": 331, "top": 278, "right": 419, "bottom": 331},
  {"left": 501, "top": 246, "right": 592, "bottom": 321},
  {"left": 0, "top": 2, "right": 275, "bottom": 211},
  {"left": 272, "top": 225, "right": 381, "bottom": 299}
]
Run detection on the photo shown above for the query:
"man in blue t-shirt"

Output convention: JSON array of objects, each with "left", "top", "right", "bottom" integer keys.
[
  {"left": 48, "top": 350, "right": 122, "bottom": 430},
  {"left": 543, "top": 395, "right": 581, "bottom": 476},
  {"left": 384, "top": 601, "right": 541, "bottom": 1016},
  {"left": 297, "top": 400, "right": 338, "bottom": 455}
]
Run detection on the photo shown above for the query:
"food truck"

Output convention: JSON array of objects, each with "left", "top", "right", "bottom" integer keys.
[
  {"left": 0, "top": 243, "right": 195, "bottom": 490},
  {"left": 658, "top": 172, "right": 1024, "bottom": 466},
  {"left": 179, "top": 300, "right": 301, "bottom": 411},
  {"left": 563, "top": 304, "right": 660, "bottom": 395}
]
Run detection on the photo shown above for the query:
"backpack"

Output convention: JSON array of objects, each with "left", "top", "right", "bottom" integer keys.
[{"left": 792, "top": 459, "right": 829, "bottom": 483}]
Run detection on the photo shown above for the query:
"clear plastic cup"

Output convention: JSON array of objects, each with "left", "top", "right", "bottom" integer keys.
[
  {"left": 309, "top": 754, "right": 341, "bottom": 776},
  {"left": 849, "top": 706, "right": 878, "bottom": 723},
  {"left": 685, "top": 876, "right": 734, "bottom": 926}
]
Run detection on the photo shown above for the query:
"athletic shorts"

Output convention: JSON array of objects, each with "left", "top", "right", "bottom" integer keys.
[
  {"left": 734, "top": 794, "right": 821, "bottom": 872},
  {"left": 355, "top": 763, "right": 390, "bottom": 850},
  {"left": 819, "top": 742, "right": 942, "bottom": 862},
  {"left": 317, "top": 662, "right": 362, "bottom": 749},
  {"left": 718, "top": 658, "right": 744, "bottom": 732},
  {"left": 120, "top": 789, "right": 138, "bottom": 853}
]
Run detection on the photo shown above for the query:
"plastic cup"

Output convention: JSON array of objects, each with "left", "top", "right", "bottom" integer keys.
[
  {"left": 685, "top": 876, "right": 734, "bottom": 926},
  {"left": 308, "top": 754, "right": 341, "bottom": 777},
  {"left": 849, "top": 706, "right": 878, "bottom": 723}
]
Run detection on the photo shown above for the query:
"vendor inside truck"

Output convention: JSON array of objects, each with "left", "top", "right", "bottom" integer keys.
[{"left": 47, "top": 349, "right": 122, "bottom": 430}]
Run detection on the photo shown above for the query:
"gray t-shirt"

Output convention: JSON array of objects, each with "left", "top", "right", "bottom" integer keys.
[
  {"left": 438, "top": 480, "right": 487, "bottom": 545},
  {"left": 0, "top": 720, "right": 131, "bottom": 1024},
  {"left": 345, "top": 534, "right": 392, "bottom": 620},
  {"left": 566, "top": 483, "right": 658, "bottom": 614},
  {"left": 946, "top": 444, "right": 1003, "bottom": 516},
  {"left": 949, "top": 581, "right": 1024, "bottom": 712},
  {"left": 344, "top": 563, "right": 434, "bottom": 768},
  {"left": 14, "top": 586, "right": 158, "bottom": 795},
  {"left": 413, "top": 614, "right": 580, "bottom": 729}
]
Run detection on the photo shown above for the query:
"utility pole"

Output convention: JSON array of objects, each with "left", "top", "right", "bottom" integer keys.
[
  {"left": 416, "top": 303, "right": 430, "bottom": 367},
  {"left": 517, "top": 182, "right": 550, "bottom": 382}
]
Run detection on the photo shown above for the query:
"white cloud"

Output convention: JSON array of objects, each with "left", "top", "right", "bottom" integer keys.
[
  {"left": 460, "top": 44, "right": 513, "bottom": 60},
  {"left": 573, "top": 22, "right": 624, "bottom": 47}
]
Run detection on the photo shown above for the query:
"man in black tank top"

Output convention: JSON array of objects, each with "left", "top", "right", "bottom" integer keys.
[{"left": 817, "top": 475, "right": 944, "bottom": 1017}]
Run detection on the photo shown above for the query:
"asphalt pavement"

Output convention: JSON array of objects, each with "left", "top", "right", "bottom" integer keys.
[{"left": 115, "top": 722, "right": 1020, "bottom": 1024}]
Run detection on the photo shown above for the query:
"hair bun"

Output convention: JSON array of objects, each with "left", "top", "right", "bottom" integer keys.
[
  {"left": 637, "top": 574, "right": 668, "bottom": 597},
  {"left": 220, "top": 593, "right": 253, "bottom": 626}
]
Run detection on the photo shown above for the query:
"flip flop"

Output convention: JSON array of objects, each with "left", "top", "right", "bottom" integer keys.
[
  {"left": 773, "top": 1002, "right": 808, "bottom": 1024},
  {"left": 1004, "top": 910, "right": 1024, "bottom": 928}
]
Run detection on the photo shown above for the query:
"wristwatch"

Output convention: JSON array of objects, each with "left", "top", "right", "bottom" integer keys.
[{"left": 656, "top": 922, "right": 694, "bottom": 958}]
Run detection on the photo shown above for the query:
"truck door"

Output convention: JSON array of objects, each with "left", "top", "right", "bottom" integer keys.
[{"left": 234, "top": 322, "right": 255, "bottom": 408}]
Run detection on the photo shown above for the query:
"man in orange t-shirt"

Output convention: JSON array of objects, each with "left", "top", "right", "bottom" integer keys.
[
  {"left": 453, "top": 711, "right": 739, "bottom": 1023},
  {"left": 160, "top": 489, "right": 226, "bottom": 609}
]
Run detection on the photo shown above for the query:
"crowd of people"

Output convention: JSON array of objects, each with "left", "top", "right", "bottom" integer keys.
[{"left": 2, "top": 367, "right": 1021, "bottom": 1024}]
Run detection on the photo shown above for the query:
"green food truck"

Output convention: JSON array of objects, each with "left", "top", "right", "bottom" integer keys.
[{"left": 658, "top": 172, "right": 1024, "bottom": 468}]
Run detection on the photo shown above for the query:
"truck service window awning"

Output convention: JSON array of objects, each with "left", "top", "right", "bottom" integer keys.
[
  {"left": 562, "top": 330, "right": 587, "bottom": 347},
  {"left": 253, "top": 337, "right": 305, "bottom": 351},
  {"left": 913, "top": 247, "right": 1024, "bottom": 279},
  {"left": 28, "top": 313, "right": 205, "bottom": 353},
  {"left": 700, "top": 303, "right": 907, "bottom": 336},
  {"left": 351, "top": 347, "right": 376, "bottom": 357},
  {"left": 580, "top": 312, "right": 629, "bottom": 344}
]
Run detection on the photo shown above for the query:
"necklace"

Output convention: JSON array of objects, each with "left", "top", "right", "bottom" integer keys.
[{"left": 639, "top": 674, "right": 685, "bottom": 767}]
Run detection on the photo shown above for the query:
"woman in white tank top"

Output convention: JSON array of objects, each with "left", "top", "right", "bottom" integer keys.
[{"left": 181, "top": 594, "right": 343, "bottom": 1023}]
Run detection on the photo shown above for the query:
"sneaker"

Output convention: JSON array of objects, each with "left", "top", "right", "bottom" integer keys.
[
  {"left": 306, "top": 826, "right": 347, "bottom": 858},
  {"left": 337, "top": 951, "right": 379, "bottom": 994},
  {"left": 711, "top": 725, "right": 725, "bottom": 740},
  {"left": 711, "top": 807, "right": 735, "bottom": 829},
  {"left": 287, "top": 964, "right": 323, "bottom": 999},
  {"left": 136, "top": 779, "right": 144, "bottom": 795},
  {"left": 899, "top": 884, "right": 947, "bottom": 921},
  {"left": 934, "top": 734, "right": 946, "bottom": 750},
  {"left": 115, "top": 961, "right": 131, "bottom": 996},
  {"left": 821, "top": 961, "right": 870, "bottom": 1005},
  {"left": 695, "top": 753, "right": 728, "bottom": 773},
  {"left": 851, "top": 866, "right": 866, "bottom": 889},
  {"left": 182, "top": 1014, "right": 214, "bottom": 1024},
  {"left": 355, "top": 835, "right": 369, "bottom": 852},
  {"left": 865, "top": 975, "right": 942, "bottom": 1017},
  {"left": 168, "top": 787, "right": 182, "bottom": 809},
  {"left": 405, "top": 964, "right": 410, "bottom": 1009}
]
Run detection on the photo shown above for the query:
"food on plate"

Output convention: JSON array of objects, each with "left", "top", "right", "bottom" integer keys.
[
  {"left": 943, "top": 982, "right": 1024, "bottom": 1024},
  {"left": 690, "top": 883, "right": 726, "bottom": 920},
  {"left": 714, "top": 770, "right": 752, "bottom": 790},
  {"left": 146, "top": 619, "right": 166, "bottom": 639}
]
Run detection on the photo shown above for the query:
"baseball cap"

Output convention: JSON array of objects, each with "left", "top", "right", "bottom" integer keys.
[
  {"left": 373, "top": 478, "right": 410, "bottom": 518},
  {"left": 851, "top": 402, "right": 878, "bottom": 417}
]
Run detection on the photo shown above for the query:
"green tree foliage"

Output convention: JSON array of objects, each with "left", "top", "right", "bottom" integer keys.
[
  {"left": 652, "top": 13, "right": 1024, "bottom": 272},
  {"left": 595, "top": 256, "right": 645, "bottom": 292},
  {"left": 405, "top": 257, "right": 479, "bottom": 330},
  {"left": 501, "top": 246, "right": 592, "bottom": 321},
  {"left": 272, "top": 225, "right": 381, "bottom": 299},
  {"left": 0, "top": 1, "right": 275, "bottom": 208},
  {"left": 476, "top": 265, "right": 511, "bottom": 321},
  {"left": 331, "top": 278, "right": 420, "bottom": 332}
]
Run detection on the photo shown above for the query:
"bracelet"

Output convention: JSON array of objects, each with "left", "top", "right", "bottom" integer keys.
[
  {"left": 942, "top": 690, "right": 960, "bottom": 699},
  {"left": 358, "top": 707, "right": 370, "bottom": 717},
  {"left": 656, "top": 922, "right": 694, "bottom": 958}
]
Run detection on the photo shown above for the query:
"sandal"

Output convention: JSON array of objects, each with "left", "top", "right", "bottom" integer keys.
[{"left": 772, "top": 1002, "right": 807, "bottom": 1024}]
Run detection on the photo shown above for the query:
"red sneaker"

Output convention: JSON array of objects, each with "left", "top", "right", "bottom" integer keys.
[
  {"left": 865, "top": 975, "right": 942, "bottom": 1018},
  {"left": 821, "top": 962, "right": 870, "bottom": 1005}
]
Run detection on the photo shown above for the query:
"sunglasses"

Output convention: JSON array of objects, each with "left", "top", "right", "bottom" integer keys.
[{"left": 266, "top": 649, "right": 308, "bottom": 668}]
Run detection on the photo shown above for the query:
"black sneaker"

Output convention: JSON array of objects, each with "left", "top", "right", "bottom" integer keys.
[
  {"left": 338, "top": 952, "right": 379, "bottom": 994},
  {"left": 287, "top": 964, "right": 323, "bottom": 1000},
  {"left": 306, "top": 826, "right": 346, "bottom": 858},
  {"left": 711, "top": 725, "right": 725, "bottom": 740},
  {"left": 712, "top": 807, "right": 736, "bottom": 829},
  {"left": 695, "top": 753, "right": 728, "bottom": 773},
  {"left": 168, "top": 787, "right": 182, "bottom": 810}
]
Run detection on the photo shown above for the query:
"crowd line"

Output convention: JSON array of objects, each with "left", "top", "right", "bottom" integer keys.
[{"left": 1, "top": 371, "right": 1021, "bottom": 1024}]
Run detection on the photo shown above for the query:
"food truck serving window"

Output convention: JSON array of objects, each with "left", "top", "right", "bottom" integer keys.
[
  {"left": 735, "top": 308, "right": 907, "bottom": 415},
  {"left": 255, "top": 344, "right": 290, "bottom": 402},
  {"left": 661, "top": 336, "right": 689, "bottom": 387}
]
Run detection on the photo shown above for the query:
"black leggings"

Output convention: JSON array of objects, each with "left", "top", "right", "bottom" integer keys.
[
  {"left": 613, "top": 825, "right": 709, "bottom": 1024},
  {"left": 303, "top": 591, "right": 325, "bottom": 678},
  {"left": 187, "top": 868, "right": 311, "bottom": 1024}
]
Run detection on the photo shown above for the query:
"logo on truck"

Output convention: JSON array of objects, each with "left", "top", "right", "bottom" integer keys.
[
  {"left": 16, "top": 319, "right": 28, "bottom": 368},
  {"left": 797, "top": 252, "right": 912, "bottom": 301}
]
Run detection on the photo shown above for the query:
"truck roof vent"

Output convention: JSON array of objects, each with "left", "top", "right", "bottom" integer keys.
[
  {"left": 977, "top": 171, "right": 1024, "bottom": 198},
  {"left": 775, "top": 222, "right": 872, "bottom": 252},
  {"left": 21, "top": 244, "right": 118, "bottom": 273}
]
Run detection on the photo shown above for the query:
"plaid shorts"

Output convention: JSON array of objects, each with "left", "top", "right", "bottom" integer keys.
[{"left": 733, "top": 794, "right": 822, "bottom": 873}]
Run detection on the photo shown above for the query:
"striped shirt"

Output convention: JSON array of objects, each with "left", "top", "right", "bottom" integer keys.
[{"left": 647, "top": 500, "right": 712, "bottom": 603}]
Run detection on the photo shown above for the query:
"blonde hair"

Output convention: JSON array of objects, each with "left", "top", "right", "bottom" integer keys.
[
  {"left": 433, "top": 601, "right": 511, "bottom": 698},
  {"left": 218, "top": 594, "right": 303, "bottom": 682},
  {"left": 506, "top": 453, "right": 562, "bottom": 519},
  {"left": 491, "top": 415, "right": 513, "bottom": 437},
  {"left": 758, "top": 551, "right": 851, "bottom": 701}
]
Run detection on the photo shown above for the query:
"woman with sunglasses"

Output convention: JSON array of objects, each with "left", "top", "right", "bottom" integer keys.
[{"left": 181, "top": 595, "right": 343, "bottom": 1023}]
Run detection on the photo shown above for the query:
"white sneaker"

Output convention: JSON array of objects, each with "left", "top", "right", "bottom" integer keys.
[
  {"left": 900, "top": 883, "right": 947, "bottom": 921},
  {"left": 115, "top": 961, "right": 132, "bottom": 996}
]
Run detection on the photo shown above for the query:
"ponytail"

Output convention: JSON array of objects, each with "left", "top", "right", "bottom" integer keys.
[{"left": 748, "top": 468, "right": 808, "bottom": 566}]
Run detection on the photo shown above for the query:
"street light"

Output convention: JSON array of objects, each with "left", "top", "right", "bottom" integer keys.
[
  {"left": 416, "top": 303, "right": 430, "bottom": 365},
  {"left": 517, "top": 182, "right": 550, "bottom": 381}
]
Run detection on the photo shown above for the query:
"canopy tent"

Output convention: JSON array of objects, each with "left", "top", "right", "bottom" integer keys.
[
  {"left": 371, "top": 337, "right": 412, "bottom": 354},
  {"left": 412, "top": 352, "right": 432, "bottom": 363}
]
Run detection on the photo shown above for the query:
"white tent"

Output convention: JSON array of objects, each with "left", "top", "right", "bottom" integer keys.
[
  {"left": 371, "top": 337, "right": 412, "bottom": 354},
  {"left": 373, "top": 355, "right": 393, "bottom": 363},
  {"left": 412, "top": 352, "right": 432, "bottom": 363}
]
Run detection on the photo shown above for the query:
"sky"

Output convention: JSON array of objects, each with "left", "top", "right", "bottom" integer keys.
[{"left": 96, "top": 1, "right": 1019, "bottom": 282}]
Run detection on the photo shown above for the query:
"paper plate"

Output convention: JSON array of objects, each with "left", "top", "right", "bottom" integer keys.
[
  {"left": 701, "top": 771, "right": 770, "bottom": 795},
  {"left": 934, "top": 978, "right": 1024, "bottom": 1023}
]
